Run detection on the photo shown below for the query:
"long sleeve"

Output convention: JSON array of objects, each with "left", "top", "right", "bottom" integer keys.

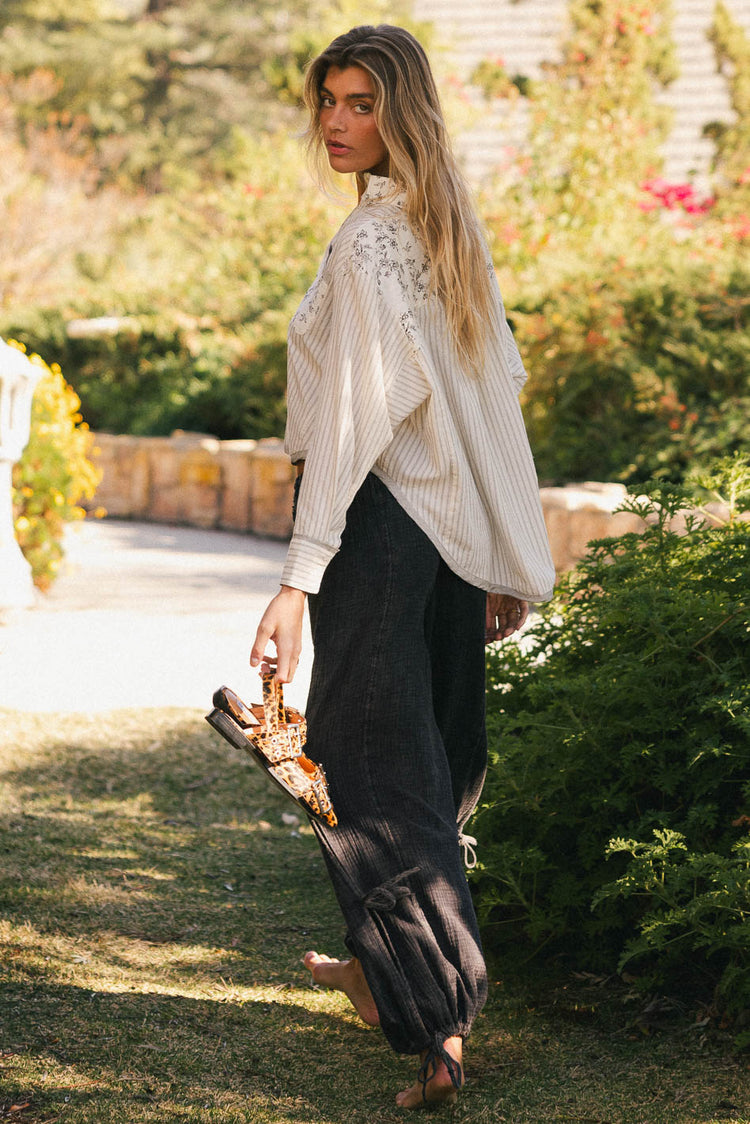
[{"left": 281, "top": 230, "right": 430, "bottom": 594}]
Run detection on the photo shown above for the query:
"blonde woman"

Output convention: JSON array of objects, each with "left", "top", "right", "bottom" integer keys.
[{"left": 251, "top": 24, "right": 554, "bottom": 1109}]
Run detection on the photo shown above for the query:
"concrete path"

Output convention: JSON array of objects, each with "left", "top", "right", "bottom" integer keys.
[{"left": 0, "top": 519, "right": 313, "bottom": 714}]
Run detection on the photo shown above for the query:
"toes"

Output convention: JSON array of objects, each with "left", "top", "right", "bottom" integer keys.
[
  {"left": 304, "top": 951, "right": 334, "bottom": 966},
  {"left": 303, "top": 951, "right": 332, "bottom": 972},
  {"left": 303, "top": 951, "right": 341, "bottom": 981}
]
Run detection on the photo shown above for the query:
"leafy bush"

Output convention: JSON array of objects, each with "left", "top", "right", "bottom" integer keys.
[
  {"left": 474, "top": 0, "right": 749, "bottom": 488},
  {"left": 706, "top": 2, "right": 750, "bottom": 216},
  {"left": 512, "top": 260, "right": 750, "bottom": 485},
  {"left": 593, "top": 829, "right": 750, "bottom": 1016},
  {"left": 472, "top": 457, "right": 750, "bottom": 1011},
  {"left": 0, "top": 133, "right": 342, "bottom": 439},
  {"left": 4, "top": 314, "right": 290, "bottom": 440},
  {"left": 12, "top": 346, "right": 102, "bottom": 590}
]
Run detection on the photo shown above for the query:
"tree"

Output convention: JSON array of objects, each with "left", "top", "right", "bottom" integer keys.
[
  {"left": 706, "top": 1, "right": 750, "bottom": 214},
  {"left": 475, "top": 0, "right": 678, "bottom": 236},
  {"left": 0, "top": 77, "right": 139, "bottom": 312},
  {"left": 0, "top": 0, "right": 422, "bottom": 190},
  {"left": 0, "top": 0, "right": 307, "bottom": 189}
]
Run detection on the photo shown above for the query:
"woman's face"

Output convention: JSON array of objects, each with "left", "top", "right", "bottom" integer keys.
[{"left": 319, "top": 65, "right": 389, "bottom": 177}]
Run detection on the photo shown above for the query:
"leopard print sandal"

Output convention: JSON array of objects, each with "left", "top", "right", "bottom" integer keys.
[{"left": 206, "top": 668, "right": 337, "bottom": 828}]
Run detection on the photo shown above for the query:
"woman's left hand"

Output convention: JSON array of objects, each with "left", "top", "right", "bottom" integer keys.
[{"left": 485, "top": 594, "right": 529, "bottom": 644}]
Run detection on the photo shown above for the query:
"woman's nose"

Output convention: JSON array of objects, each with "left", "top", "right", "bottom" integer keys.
[{"left": 329, "top": 105, "right": 346, "bottom": 131}]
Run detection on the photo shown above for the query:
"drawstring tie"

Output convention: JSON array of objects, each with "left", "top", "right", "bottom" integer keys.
[
  {"left": 417, "top": 1037, "right": 464, "bottom": 1102},
  {"left": 459, "top": 832, "right": 478, "bottom": 869},
  {"left": 362, "top": 867, "right": 419, "bottom": 913}
]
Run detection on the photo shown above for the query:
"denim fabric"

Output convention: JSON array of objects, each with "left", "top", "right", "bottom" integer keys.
[
  {"left": 304, "top": 473, "right": 488, "bottom": 1056},
  {"left": 292, "top": 473, "right": 302, "bottom": 523}
]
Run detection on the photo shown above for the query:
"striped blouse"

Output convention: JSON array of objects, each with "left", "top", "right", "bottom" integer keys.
[{"left": 281, "top": 174, "right": 555, "bottom": 602}]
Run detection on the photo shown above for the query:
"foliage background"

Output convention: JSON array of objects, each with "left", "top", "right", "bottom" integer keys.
[
  {"left": 0, "top": 0, "right": 747, "bottom": 486},
  {"left": 10, "top": 346, "right": 102, "bottom": 589},
  {"left": 1, "top": 0, "right": 749, "bottom": 1021},
  {"left": 473, "top": 458, "right": 750, "bottom": 1028}
]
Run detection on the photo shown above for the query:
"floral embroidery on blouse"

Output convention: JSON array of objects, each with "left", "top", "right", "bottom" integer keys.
[
  {"left": 289, "top": 244, "right": 333, "bottom": 336},
  {"left": 290, "top": 175, "right": 430, "bottom": 353},
  {"left": 347, "top": 188, "right": 429, "bottom": 352},
  {"left": 290, "top": 274, "right": 330, "bottom": 335}
]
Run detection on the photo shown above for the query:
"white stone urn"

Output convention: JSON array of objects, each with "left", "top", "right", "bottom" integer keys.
[{"left": 0, "top": 339, "right": 44, "bottom": 610}]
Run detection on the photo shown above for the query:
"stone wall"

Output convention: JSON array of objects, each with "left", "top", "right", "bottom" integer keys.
[
  {"left": 90, "top": 432, "right": 296, "bottom": 539},
  {"left": 88, "top": 430, "right": 646, "bottom": 576}
]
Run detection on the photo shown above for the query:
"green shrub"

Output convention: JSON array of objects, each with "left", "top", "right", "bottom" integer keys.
[
  {"left": 476, "top": 0, "right": 676, "bottom": 236},
  {"left": 512, "top": 260, "right": 750, "bottom": 485},
  {"left": 0, "top": 132, "right": 340, "bottom": 440},
  {"left": 12, "top": 346, "right": 102, "bottom": 590},
  {"left": 2, "top": 314, "right": 292, "bottom": 441},
  {"left": 473, "top": 0, "right": 747, "bottom": 489},
  {"left": 593, "top": 829, "right": 750, "bottom": 1017},
  {"left": 472, "top": 457, "right": 750, "bottom": 1010}
]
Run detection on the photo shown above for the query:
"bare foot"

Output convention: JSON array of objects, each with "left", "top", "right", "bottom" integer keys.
[
  {"left": 303, "top": 951, "right": 380, "bottom": 1027},
  {"left": 395, "top": 1037, "right": 464, "bottom": 1110}
]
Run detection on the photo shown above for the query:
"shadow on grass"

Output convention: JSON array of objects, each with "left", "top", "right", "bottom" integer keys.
[
  {"left": 0, "top": 713, "right": 340, "bottom": 957},
  {"left": 1, "top": 712, "right": 446, "bottom": 1121},
  {"left": 2, "top": 711, "right": 748, "bottom": 1124},
  {"left": 1, "top": 976, "right": 417, "bottom": 1124}
]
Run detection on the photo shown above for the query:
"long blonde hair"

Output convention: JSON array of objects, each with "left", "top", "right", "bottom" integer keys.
[{"left": 303, "top": 25, "right": 494, "bottom": 374}]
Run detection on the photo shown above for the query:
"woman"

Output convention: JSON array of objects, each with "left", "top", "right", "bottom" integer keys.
[{"left": 250, "top": 24, "right": 554, "bottom": 1109}]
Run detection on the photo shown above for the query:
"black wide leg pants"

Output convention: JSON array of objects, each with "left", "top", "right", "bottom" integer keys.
[{"left": 304, "top": 474, "right": 489, "bottom": 1058}]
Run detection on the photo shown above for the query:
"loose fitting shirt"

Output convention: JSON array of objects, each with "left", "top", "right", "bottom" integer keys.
[{"left": 281, "top": 174, "right": 555, "bottom": 602}]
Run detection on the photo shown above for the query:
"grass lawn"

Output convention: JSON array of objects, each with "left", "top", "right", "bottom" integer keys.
[{"left": 0, "top": 709, "right": 747, "bottom": 1123}]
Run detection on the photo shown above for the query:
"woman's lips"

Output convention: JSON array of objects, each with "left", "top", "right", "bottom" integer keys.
[{"left": 327, "top": 141, "right": 351, "bottom": 154}]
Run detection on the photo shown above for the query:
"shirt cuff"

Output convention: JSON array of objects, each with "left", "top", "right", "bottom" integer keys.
[{"left": 280, "top": 535, "right": 337, "bottom": 595}]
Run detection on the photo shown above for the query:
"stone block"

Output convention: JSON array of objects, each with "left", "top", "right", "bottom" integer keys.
[
  {"left": 218, "top": 440, "right": 257, "bottom": 532},
  {"left": 129, "top": 445, "right": 152, "bottom": 517},
  {"left": 147, "top": 438, "right": 183, "bottom": 524},
  {"left": 540, "top": 482, "right": 646, "bottom": 573},
  {"left": 177, "top": 441, "right": 222, "bottom": 529},
  {"left": 89, "top": 434, "right": 142, "bottom": 518},
  {"left": 540, "top": 504, "right": 574, "bottom": 574},
  {"left": 249, "top": 439, "right": 295, "bottom": 538}
]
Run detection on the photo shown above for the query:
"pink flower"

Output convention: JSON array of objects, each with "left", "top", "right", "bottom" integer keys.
[
  {"left": 683, "top": 197, "right": 715, "bottom": 215},
  {"left": 639, "top": 178, "right": 713, "bottom": 215}
]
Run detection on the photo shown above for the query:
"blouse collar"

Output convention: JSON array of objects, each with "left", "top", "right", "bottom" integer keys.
[{"left": 361, "top": 174, "right": 406, "bottom": 209}]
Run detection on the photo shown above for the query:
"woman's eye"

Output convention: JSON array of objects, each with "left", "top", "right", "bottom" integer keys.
[
  {"left": 320, "top": 96, "right": 334, "bottom": 108},
  {"left": 354, "top": 103, "right": 371, "bottom": 114}
]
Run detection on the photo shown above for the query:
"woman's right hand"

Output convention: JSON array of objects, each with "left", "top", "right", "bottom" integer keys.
[
  {"left": 485, "top": 593, "right": 529, "bottom": 643},
  {"left": 250, "top": 585, "right": 307, "bottom": 683}
]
